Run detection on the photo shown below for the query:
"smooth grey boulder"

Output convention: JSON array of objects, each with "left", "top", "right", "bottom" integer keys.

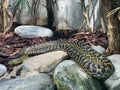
[
  {"left": 18, "top": 51, "right": 68, "bottom": 76},
  {"left": 54, "top": 60, "right": 101, "bottom": 90},
  {"left": 0, "top": 64, "right": 7, "bottom": 76},
  {"left": 14, "top": 25, "right": 53, "bottom": 38},
  {"left": 0, "top": 73, "right": 55, "bottom": 90},
  {"left": 105, "top": 54, "right": 120, "bottom": 90}
]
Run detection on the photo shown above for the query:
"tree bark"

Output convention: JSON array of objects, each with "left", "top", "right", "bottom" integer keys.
[
  {"left": 46, "top": 0, "right": 54, "bottom": 28},
  {"left": 103, "top": 0, "right": 120, "bottom": 54},
  {"left": 108, "top": 0, "right": 120, "bottom": 53}
]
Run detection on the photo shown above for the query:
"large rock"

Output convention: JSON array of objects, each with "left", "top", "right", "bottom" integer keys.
[
  {"left": 105, "top": 54, "right": 120, "bottom": 90},
  {"left": 54, "top": 60, "right": 102, "bottom": 90},
  {"left": 20, "top": 51, "right": 68, "bottom": 76},
  {"left": 14, "top": 25, "right": 53, "bottom": 38},
  {"left": 0, "top": 73, "right": 55, "bottom": 90},
  {"left": 0, "top": 64, "right": 7, "bottom": 77}
]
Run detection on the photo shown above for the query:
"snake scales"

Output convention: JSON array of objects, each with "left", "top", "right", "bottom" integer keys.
[{"left": 9, "top": 40, "right": 114, "bottom": 79}]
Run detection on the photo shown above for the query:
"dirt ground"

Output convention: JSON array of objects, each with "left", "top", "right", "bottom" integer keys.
[{"left": 0, "top": 23, "right": 109, "bottom": 66}]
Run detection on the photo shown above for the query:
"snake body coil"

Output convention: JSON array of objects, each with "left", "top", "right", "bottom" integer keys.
[{"left": 9, "top": 40, "right": 114, "bottom": 79}]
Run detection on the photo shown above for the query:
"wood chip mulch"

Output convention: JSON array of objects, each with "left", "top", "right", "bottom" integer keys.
[{"left": 0, "top": 23, "right": 109, "bottom": 66}]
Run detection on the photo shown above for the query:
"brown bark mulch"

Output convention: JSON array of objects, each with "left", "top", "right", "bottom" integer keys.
[{"left": 0, "top": 23, "right": 109, "bottom": 65}]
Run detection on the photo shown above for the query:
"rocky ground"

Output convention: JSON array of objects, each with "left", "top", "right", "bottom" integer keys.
[{"left": 1, "top": 23, "right": 120, "bottom": 90}]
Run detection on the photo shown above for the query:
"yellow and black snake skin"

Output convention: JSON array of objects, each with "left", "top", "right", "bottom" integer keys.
[{"left": 9, "top": 40, "right": 114, "bottom": 79}]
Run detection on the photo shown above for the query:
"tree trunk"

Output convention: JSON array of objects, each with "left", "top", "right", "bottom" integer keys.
[
  {"left": 46, "top": 0, "right": 54, "bottom": 28},
  {"left": 103, "top": 0, "right": 120, "bottom": 54}
]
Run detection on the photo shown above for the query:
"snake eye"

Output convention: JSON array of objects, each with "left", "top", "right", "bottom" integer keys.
[
  {"left": 101, "top": 68, "right": 106, "bottom": 74},
  {"left": 92, "top": 68, "right": 97, "bottom": 73}
]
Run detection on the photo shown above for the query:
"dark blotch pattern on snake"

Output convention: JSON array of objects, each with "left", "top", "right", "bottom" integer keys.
[{"left": 9, "top": 40, "right": 115, "bottom": 79}]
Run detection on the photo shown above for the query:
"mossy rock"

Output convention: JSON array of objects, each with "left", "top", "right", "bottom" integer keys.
[{"left": 54, "top": 60, "right": 102, "bottom": 90}]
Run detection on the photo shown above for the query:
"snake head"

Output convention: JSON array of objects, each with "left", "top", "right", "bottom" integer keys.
[
  {"left": 92, "top": 60, "right": 115, "bottom": 80},
  {"left": 8, "top": 50, "right": 28, "bottom": 65},
  {"left": 8, "top": 55, "right": 28, "bottom": 65}
]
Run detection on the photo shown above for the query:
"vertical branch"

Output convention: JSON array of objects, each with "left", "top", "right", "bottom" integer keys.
[
  {"left": 35, "top": 0, "right": 41, "bottom": 24},
  {"left": 89, "top": 0, "right": 95, "bottom": 32},
  {"left": 31, "top": 0, "right": 36, "bottom": 24},
  {"left": 1, "top": 0, "right": 7, "bottom": 32},
  {"left": 3, "top": 5, "right": 13, "bottom": 34},
  {"left": 100, "top": 0, "right": 107, "bottom": 33},
  {"left": 46, "top": 0, "right": 54, "bottom": 28},
  {"left": 81, "top": 0, "right": 92, "bottom": 32},
  {"left": 104, "top": 0, "right": 120, "bottom": 54},
  {"left": 0, "top": 0, "right": 12, "bottom": 34},
  {"left": 31, "top": 0, "right": 41, "bottom": 25}
]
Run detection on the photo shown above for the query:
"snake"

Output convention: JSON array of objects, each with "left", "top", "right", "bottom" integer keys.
[{"left": 8, "top": 40, "right": 115, "bottom": 79}]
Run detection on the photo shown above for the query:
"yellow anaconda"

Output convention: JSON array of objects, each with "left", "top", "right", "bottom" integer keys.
[{"left": 9, "top": 40, "right": 114, "bottom": 79}]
